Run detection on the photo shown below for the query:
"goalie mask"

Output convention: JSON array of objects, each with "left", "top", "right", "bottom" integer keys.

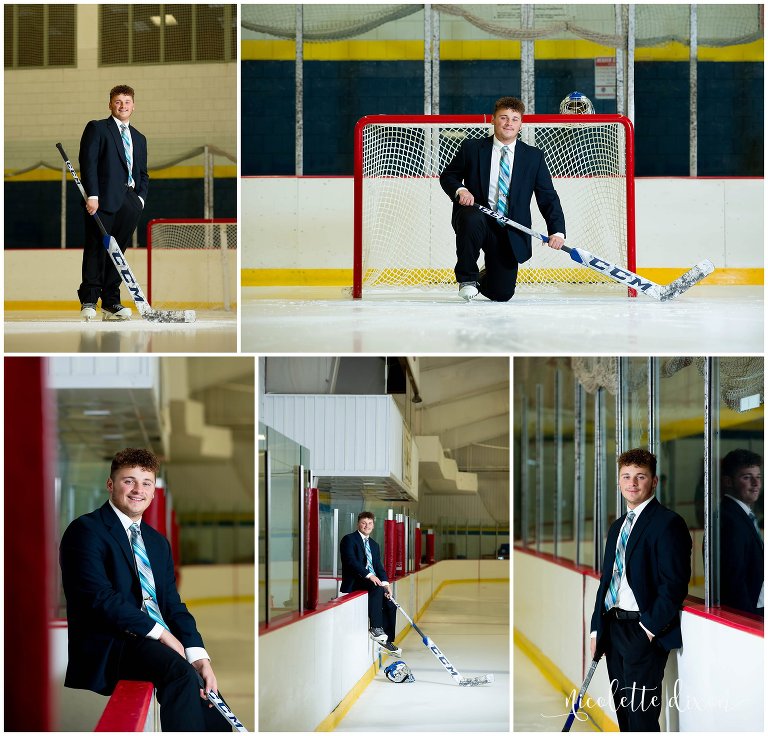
[
  {"left": 384, "top": 660, "right": 415, "bottom": 683},
  {"left": 560, "top": 91, "right": 595, "bottom": 115}
]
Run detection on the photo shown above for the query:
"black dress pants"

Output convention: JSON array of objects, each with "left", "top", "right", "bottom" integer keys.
[
  {"left": 350, "top": 579, "right": 397, "bottom": 642},
  {"left": 78, "top": 187, "right": 143, "bottom": 306},
  {"left": 452, "top": 204, "right": 519, "bottom": 302},
  {"left": 117, "top": 638, "right": 232, "bottom": 732},
  {"left": 603, "top": 615, "right": 670, "bottom": 732}
]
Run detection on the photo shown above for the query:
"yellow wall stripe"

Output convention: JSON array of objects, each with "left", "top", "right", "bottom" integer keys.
[
  {"left": 515, "top": 628, "right": 619, "bottom": 732},
  {"left": 241, "top": 267, "right": 762, "bottom": 288},
  {"left": 185, "top": 595, "right": 255, "bottom": 606},
  {"left": 242, "top": 38, "right": 763, "bottom": 62},
  {"left": 314, "top": 661, "right": 379, "bottom": 731},
  {"left": 5, "top": 165, "right": 237, "bottom": 182}
]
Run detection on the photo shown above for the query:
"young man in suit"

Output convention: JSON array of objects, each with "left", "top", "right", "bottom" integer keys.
[
  {"left": 339, "top": 511, "right": 401, "bottom": 656},
  {"left": 78, "top": 85, "right": 149, "bottom": 321},
  {"left": 590, "top": 448, "right": 692, "bottom": 732},
  {"left": 439, "top": 95, "right": 566, "bottom": 302},
  {"left": 720, "top": 449, "right": 763, "bottom": 617},
  {"left": 60, "top": 448, "right": 230, "bottom": 731}
]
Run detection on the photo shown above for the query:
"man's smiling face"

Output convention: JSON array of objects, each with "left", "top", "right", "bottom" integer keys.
[{"left": 108, "top": 465, "right": 155, "bottom": 521}]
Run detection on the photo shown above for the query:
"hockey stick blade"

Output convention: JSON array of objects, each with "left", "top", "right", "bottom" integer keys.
[
  {"left": 390, "top": 597, "right": 493, "bottom": 687},
  {"left": 658, "top": 259, "right": 715, "bottom": 302},
  {"left": 56, "top": 142, "right": 196, "bottom": 323},
  {"left": 474, "top": 203, "right": 714, "bottom": 301},
  {"left": 207, "top": 690, "right": 248, "bottom": 732}
]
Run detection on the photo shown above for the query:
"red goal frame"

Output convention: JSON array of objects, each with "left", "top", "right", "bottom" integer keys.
[{"left": 352, "top": 114, "right": 636, "bottom": 299}]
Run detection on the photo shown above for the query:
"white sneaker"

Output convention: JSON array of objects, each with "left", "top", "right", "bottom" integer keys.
[
  {"left": 458, "top": 282, "right": 479, "bottom": 301},
  {"left": 80, "top": 303, "right": 97, "bottom": 321},
  {"left": 102, "top": 304, "right": 131, "bottom": 321},
  {"left": 379, "top": 641, "right": 402, "bottom": 657},
  {"left": 369, "top": 627, "right": 388, "bottom": 644}
]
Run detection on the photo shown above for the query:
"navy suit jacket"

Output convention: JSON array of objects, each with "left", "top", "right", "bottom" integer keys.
[
  {"left": 439, "top": 135, "right": 566, "bottom": 263},
  {"left": 720, "top": 495, "right": 764, "bottom": 616},
  {"left": 591, "top": 498, "right": 692, "bottom": 652},
  {"left": 60, "top": 502, "right": 203, "bottom": 695},
  {"left": 339, "top": 531, "right": 388, "bottom": 594},
  {"left": 79, "top": 117, "right": 149, "bottom": 213}
]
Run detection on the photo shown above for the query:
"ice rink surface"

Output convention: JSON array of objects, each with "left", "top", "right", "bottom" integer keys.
[
  {"left": 4, "top": 310, "right": 237, "bottom": 353},
  {"left": 335, "top": 581, "right": 509, "bottom": 732},
  {"left": 241, "top": 286, "right": 763, "bottom": 354},
  {"left": 514, "top": 642, "right": 598, "bottom": 732}
]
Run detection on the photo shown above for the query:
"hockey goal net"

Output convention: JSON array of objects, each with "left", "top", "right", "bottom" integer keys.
[
  {"left": 147, "top": 219, "right": 237, "bottom": 310},
  {"left": 353, "top": 114, "right": 635, "bottom": 298}
]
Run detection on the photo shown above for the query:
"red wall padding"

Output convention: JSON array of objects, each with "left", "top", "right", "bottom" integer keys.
[
  {"left": 4, "top": 357, "right": 53, "bottom": 730},
  {"left": 383, "top": 519, "right": 396, "bottom": 580},
  {"left": 143, "top": 485, "right": 167, "bottom": 537},
  {"left": 304, "top": 487, "right": 319, "bottom": 610},
  {"left": 426, "top": 530, "right": 436, "bottom": 564},
  {"left": 414, "top": 527, "right": 422, "bottom": 571},
  {"left": 95, "top": 680, "right": 154, "bottom": 731},
  {"left": 395, "top": 520, "right": 405, "bottom": 577}
]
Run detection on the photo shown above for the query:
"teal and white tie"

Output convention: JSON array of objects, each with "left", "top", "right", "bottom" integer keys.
[
  {"left": 604, "top": 511, "right": 636, "bottom": 611},
  {"left": 130, "top": 523, "right": 169, "bottom": 630},
  {"left": 496, "top": 145, "right": 511, "bottom": 216},
  {"left": 364, "top": 537, "right": 375, "bottom": 575},
  {"left": 120, "top": 123, "right": 134, "bottom": 187}
]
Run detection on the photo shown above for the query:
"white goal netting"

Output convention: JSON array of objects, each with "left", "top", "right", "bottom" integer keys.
[
  {"left": 147, "top": 219, "right": 237, "bottom": 311},
  {"left": 355, "top": 115, "right": 633, "bottom": 295}
]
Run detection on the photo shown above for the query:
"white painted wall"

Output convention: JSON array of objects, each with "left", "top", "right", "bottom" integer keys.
[
  {"left": 241, "top": 177, "right": 763, "bottom": 271},
  {"left": 259, "top": 559, "right": 509, "bottom": 731},
  {"left": 5, "top": 5, "right": 236, "bottom": 169},
  {"left": 262, "top": 394, "right": 418, "bottom": 496},
  {"left": 514, "top": 550, "right": 763, "bottom": 731}
]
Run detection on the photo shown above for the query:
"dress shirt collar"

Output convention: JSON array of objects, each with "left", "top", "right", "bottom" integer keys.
[
  {"left": 625, "top": 494, "right": 655, "bottom": 520},
  {"left": 108, "top": 499, "right": 141, "bottom": 531},
  {"left": 724, "top": 493, "right": 755, "bottom": 516},
  {"left": 112, "top": 116, "right": 130, "bottom": 130},
  {"left": 493, "top": 135, "right": 517, "bottom": 153},
  {"left": 357, "top": 530, "right": 370, "bottom": 541}
]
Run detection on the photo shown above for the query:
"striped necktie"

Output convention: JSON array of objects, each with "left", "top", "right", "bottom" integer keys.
[
  {"left": 364, "top": 537, "right": 375, "bottom": 575},
  {"left": 496, "top": 145, "right": 511, "bottom": 216},
  {"left": 130, "top": 523, "right": 169, "bottom": 630},
  {"left": 120, "top": 124, "right": 134, "bottom": 187},
  {"left": 604, "top": 511, "right": 636, "bottom": 611}
]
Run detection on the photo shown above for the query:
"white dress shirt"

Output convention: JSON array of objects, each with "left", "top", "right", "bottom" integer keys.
[
  {"left": 488, "top": 136, "right": 517, "bottom": 209},
  {"left": 108, "top": 500, "right": 209, "bottom": 664}
]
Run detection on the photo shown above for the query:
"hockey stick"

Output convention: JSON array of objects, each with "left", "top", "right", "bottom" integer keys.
[
  {"left": 206, "top": 690, "right": 248, "bottom": 732},
  {"left": 389, "top": 596, "right": 494, "bottom": 686},
  {"left": 56, "top": 143, "right": 196, "bottom": 323},
  {"left": 562, "top": 651, "right": 601, "bottom": 732},
  {"left": 474, "top": 203, "right": 714, "bottom": 301}
]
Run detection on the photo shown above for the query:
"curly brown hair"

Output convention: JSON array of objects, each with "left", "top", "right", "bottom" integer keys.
[
  {"left": 618, "top": 448, "right": 657, "bottom": 476},
  {"left": 493, "top": 96, "right": 525, "bottom": 116},
  {"left": 110, "top": 448, "right": 159, "bottom": 479},
  {"left": 109, "top": 84, "right": 135, "bottom": 101}
]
